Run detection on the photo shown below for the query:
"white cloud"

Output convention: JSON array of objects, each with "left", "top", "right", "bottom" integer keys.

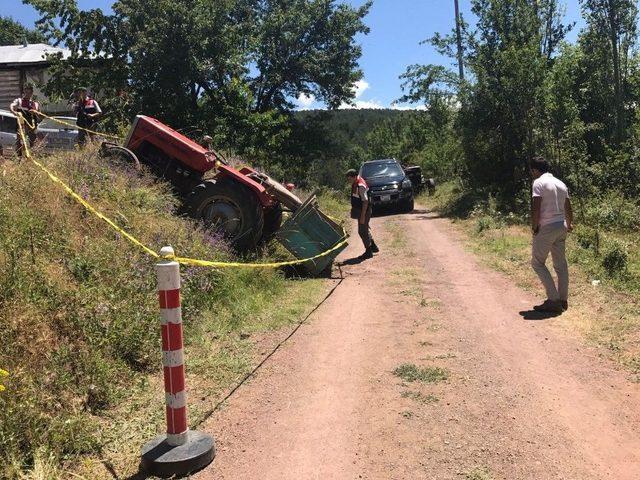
[
  {"left": 391, "top": 104, "right": 427, "bottom": 111},
  {"left": 337, "top": 79, "right": 383, "bottom": 109},
  {"left": 296, "top": 93, "right": 316, "bottom": 109},
  {"left": 353, "top": 79, "right": 369, "bottom": 99},
  {"left": 339, "top": 99, "right": 385, "bottom": 110}
]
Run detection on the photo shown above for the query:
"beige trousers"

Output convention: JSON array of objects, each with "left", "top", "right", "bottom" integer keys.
[{"left": 531, "top": 223, "right": 569, "bottom": 301}]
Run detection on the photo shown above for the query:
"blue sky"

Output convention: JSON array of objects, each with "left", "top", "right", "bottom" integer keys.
[{"left": 2, "top": 0, "right": 585, "bottom": 109}]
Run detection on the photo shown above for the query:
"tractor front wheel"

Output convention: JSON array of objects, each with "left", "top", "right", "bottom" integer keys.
[
  {"left": 100, "top": 142, "right": 141, "bottom": 171},
  {"left": 185, "top": 179, "right": 264, "bottom": 252}
]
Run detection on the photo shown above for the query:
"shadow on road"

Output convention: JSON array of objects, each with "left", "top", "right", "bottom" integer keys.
[
  {"left": 371, "top": 207, "right": 441, "bottom": 219},
  {"left": 519, "top": 310, "right": 562, "bottom": 321},
  {"left": 338, "top": 256, "right": 367, "bottom": 266}
]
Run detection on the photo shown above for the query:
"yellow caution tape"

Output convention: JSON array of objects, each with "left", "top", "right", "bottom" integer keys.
[
  {"left": 31, "top": 110, "right": 123, "bottom": 140},
  {"left": 17, "top": 115, "right": 159, "bottom": 257},
  {"left": 18, "top": 113, "right": 37, "bottom": 130},
  {"left": 16, "top": 114, "right": 348, "bottom": 269},
  {"left": 167, "top": 235, "right": 348, "bottom": 268}
]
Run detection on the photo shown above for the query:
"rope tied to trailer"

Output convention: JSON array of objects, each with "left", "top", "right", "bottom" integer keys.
[{"left": 15, "top": 114, "right": 348, "bottom": 269}]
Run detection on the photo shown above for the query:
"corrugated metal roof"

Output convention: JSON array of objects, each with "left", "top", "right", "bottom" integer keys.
[{"left": 0, "top": 43, "right": 71, "bottom": 66}]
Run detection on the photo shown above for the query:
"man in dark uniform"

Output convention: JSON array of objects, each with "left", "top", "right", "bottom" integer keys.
[
  {"left": 346, "top": 169, "right": 379, "bottom": 259},
  {"left": 9, "top": 83, "right": 40, "bottom": 158},
  {"left": 74, "top": 87, "right": 102, "bottom": 147}
]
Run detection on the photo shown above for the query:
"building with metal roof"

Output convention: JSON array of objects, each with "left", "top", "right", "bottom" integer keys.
[{"left": 0, "top": 43, "right": 72, "bottom": 114}]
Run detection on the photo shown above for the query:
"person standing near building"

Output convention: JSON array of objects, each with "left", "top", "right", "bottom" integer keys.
[
  {"left": 346, "top": 169, "right": 379, "bottom": 260},
  {"left": 530, "top": 157, "right": 573, "bottom": 313},
  {"left": 9, "top": 83, "right": 40, "bottom": 158},
  {"left": 74, "top": 87, "right": 102, "bottom": 146}
]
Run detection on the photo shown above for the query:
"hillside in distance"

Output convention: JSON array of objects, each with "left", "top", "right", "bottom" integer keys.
[{"left": 294, "top": 108, "right": 415, "bottom": 150}]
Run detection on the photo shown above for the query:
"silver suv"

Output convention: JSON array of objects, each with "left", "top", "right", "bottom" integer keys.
[
  {"left": 37, "top": 116, "right": 78, "bottom": 151},
  {"left": 0, "top": 109, "right": 17, "bottom": 157},
  {"left": 0, "top": 110, "right": 79, "bottom": 156}
]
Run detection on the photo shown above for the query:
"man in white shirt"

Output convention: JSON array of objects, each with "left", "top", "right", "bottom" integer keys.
[{"left": 530, "top": 157, "right": 574, "bottom": 313}]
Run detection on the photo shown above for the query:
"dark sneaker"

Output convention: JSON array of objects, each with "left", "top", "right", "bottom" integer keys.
[
  {"left": 533, "top": 300, "right": 563, "bottom": 313},
  {"left": 371, "top": 242, "right": 380, "bottom": 253},
  {"left": 561, "top": 300, "right": 568, "bottom": 311},
  {"left": 359, "top": 249, "right": 373, "bottom": 260}
]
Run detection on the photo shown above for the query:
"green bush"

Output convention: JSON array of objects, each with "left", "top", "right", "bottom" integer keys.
[
  {"left": 475, "top": 216, "right": 494, "bottom": 234},
  {"left": 584, "top": 193, "right": 640, "bottom": 231},
  {"left": 574, "top": 225, "right": 600, "bottom": 253},
  {"left": 602, "top": 240, "right": 629, "bottom": 277}
]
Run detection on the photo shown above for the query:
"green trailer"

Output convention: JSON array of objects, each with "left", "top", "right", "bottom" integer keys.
[{"left": 276, "top": 194, "right": 348, "bottom": 276}]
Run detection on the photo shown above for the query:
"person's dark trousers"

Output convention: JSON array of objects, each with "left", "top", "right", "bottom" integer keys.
[
  {"left": 77, "top": 121, "right": 96, "bottom": 147},
  {"left": 15, "top": 129, "right": 37, "bottom": 158},
  {"left": 357, "top": 206, "right": 373, "bottom": 249}
]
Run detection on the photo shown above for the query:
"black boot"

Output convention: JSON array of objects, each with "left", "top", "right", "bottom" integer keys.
[
  {"left": 359, "top": 248, "right": 373, "bottom": 260},
  {"left": 371, "top": 240, "right": 379, "bottom": 253}
]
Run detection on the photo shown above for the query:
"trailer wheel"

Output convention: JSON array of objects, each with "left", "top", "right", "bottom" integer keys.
[
  {"left": 185, "top": 179, "right": 264, "bottom": 251},
  {"left": 100, "top": 142, "right": 141, "bottom": 171}
]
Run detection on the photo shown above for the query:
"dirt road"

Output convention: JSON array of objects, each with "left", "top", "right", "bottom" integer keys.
[{"left": 195, "top": 208, "right": 640, "bottom": 480}]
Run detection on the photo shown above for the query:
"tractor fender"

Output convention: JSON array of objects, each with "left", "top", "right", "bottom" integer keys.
[{"left": 215, "top": 164, "right": 275, "bottom": 208}]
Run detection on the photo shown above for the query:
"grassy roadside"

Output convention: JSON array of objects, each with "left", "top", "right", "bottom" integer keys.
[
  {"left": 421, "top": 182, "right": 640, "bottom": 377},
  {"left": 0, "top": 149, "right": 349, "bottom": 479}
]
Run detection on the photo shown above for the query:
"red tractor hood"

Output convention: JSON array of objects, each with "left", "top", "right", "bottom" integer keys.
[{"left": 124, "top": 115, "right": 215, "bottom": 175}]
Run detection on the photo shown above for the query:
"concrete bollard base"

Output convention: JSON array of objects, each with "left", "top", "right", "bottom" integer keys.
[{"left": 141, "top": 430, "right": 215, "bottom": 478}]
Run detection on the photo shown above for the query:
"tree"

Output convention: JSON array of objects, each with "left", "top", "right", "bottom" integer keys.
[
  {"left": 579, "top": 0, "right": 638, "bottom": 144},
  {"left": 399, "top": 0, "right": 571, "bottom": 208},
  {"left": 251, "top": 0, "right": 371, "bottom": 112},
  {"left": 25, "top": 0, "right": 370, "bottom": 158},
  {"left": 0, "top": 16, "right": 46, "bottom": 46}
]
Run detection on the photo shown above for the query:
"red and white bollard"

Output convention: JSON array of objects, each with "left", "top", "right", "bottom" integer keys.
[{"left": 141, "top": 246, "right": 215, "bottom": 478}]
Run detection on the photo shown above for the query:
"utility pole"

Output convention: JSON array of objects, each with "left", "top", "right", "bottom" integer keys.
[{"left": 454, "top": 0, "right": 464, "bottom": 80}]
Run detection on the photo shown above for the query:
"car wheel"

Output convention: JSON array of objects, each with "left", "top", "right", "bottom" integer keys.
[{"left": 402, "top": 198, "right": 414, "bottom": 213}]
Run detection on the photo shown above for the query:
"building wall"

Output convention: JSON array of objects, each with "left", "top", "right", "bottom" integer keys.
[
  {"left": 25, "top": 67, "right": 73, "bottom": 115},
  {"left": 0, "top": 69, "right": 21, "bottom": 111},
  {"left": 0, "top": 66, "right": 73, "bottom": 115}
]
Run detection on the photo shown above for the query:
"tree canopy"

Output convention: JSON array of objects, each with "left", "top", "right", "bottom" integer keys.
[
  {"left": 0, "top": 16, "right": 47, "bottom": 46},
  {"left": 26, "top": 0, "right": 371, "bottom": 158},
  {"left": 390, "top": 0, "right": 640, "bottom": 211}
]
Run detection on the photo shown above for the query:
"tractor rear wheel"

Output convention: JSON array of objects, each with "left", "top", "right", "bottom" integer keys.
[{"left": 185, "top": 179, "right": 264, "bottom": 252}]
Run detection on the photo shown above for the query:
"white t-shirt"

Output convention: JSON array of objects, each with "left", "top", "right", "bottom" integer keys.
[{"left": 532, "top": 172, "right": 569, "bottom": 226}]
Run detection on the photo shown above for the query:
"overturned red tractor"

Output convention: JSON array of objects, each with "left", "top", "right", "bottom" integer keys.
[{"left": 101, "top": 116, "right": 346, "bottom": 273}]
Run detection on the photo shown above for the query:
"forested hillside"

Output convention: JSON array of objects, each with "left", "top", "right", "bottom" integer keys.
[{"left": 294, "top": 108, "right": 405, "bottom": 148}]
